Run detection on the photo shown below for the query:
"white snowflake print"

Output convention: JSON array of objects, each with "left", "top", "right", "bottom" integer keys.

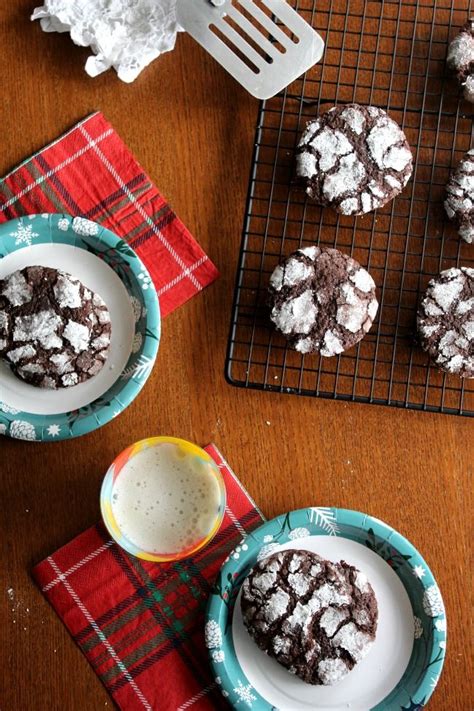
[
  {"left": 211, "top": 650, "right": 225, "bottom": 663},
  {"left": 439, "top": 640, "right": 446, "bottom": 650},
  {"left": 288, "top": 527, "right": 311, "bottom": 540},
  {"left": 435, "top": 618, "right": 447, "bottom": 632},
  {"left": 57, "top": 218, "right": 70, "bottom": 231},
  {"left": 204, "top": 620, "right": 222, "bottom": 649},
  {"left": 423, "top": 584, "right": 445, "bottom": 617},
  {"left": 412, "top": 565, "right": 426, "bottom": 579},
  {"left": 9, "top": 420, "right": 36, "bottom": 441},
  {"left": 10, "top": 221, "right": 39, "bottom": 247},
  {"left": 222, "top": 690, "right": 229, "bottom": 698},
  {"left": 131, "top": 332, "right": 143, "bottom": 354},
  {"left": 262, "top": 535, "right": 274, "bottom": 543},
  {"left": 0, "top": 402, "right": 20, "bottom": 415},
  {"left": 233, "top": 680, "right": 257, "bottom": 707},
  {"left": 0, "top": 423, "right": 6, "bottom": 436},
  {"left": 72, "top": 216, "right": 99, "bottom": 236},
  {"left": 137, "top": 271, "right": 152, "bottom": 290},
  {"left": 413, "top": 616, "right": 423, "bottom": 639},
  {"left": 257, "top": 542, "right": 281, "bottom": 562},
  {"left": 215, "top": 677, "right": 222, "bottom": 686},
  {"left": 130, "top": 295, "right": 142, "bottom": 322},
  {"left": 47, "top": 424, "right": 61, "bottom": 437}
]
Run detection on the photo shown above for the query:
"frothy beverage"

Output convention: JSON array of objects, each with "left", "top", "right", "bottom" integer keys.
[{"left": 104, "top": 438, "right": 225, "bottom": 561}]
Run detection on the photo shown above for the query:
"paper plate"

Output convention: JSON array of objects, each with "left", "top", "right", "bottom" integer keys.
[
  {"left": 0, "top": 214, "right": 160, "bottom": 441},
  {"left": 206, "top": 508, "right": 446, "bottom": 710}
]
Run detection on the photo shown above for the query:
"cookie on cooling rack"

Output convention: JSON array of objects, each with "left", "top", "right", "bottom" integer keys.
[
  {"left": 268, "top": 246, "right": 378, "bottom": 356},
  {"left": 0, "top": 266, "right": 111, "bottom": 389},
  {"left": 444, "top": 149, "right": 474, "bottom": 244},
  {"left": 241, "top": 549, "right": 378, "bottom": 686},
  {"left": 296, "top": 103, "right": 413, "bottom": 216},
  {"left": 417, "top": 267, "right": 474, "bottom": 379},
  {"left": 447, "top": 20, "right": 474, "bottom": 103}
]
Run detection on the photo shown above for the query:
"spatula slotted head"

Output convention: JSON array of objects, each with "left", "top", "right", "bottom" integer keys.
[{"left": 176, "top": 0, "right": 325, "bottom": 99}]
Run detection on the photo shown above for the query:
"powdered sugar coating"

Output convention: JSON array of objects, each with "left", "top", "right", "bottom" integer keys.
[
  {"left": 417, "top": 267, "right": 474, "bottom": 378},
  {"left": 1, "top": 271, "right": 32, "bottom": 307},
  {"left": 447, "top": 20, "right": 474, "bottom": 102},
  {"left": 444, "top": 149, "right": 474, "bottom": 244},
  {"left": 241, "top": 549, "right": 378, "bottom": 686},
  {"left": 0, "top": 266, "right": 112, "bottom": 389},
  {"left": 296, "top": 104, "right": 413, "bottom": 215},
  {"left": 269, "top": 247, "right": 378, "bottom": 356}
]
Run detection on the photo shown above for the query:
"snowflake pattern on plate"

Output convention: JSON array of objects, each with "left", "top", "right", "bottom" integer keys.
[
  {"left": 9, "top": 221, "right": 39, "bottom": 247},
  {"left": 233, "top": 680, "right": 257, "bottom": 707},
  {"left": 47, "top": 424, "right": 61, "bottom": 437}
]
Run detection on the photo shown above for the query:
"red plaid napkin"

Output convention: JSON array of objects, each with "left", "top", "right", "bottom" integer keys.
[
  {"left": 33, "top": 445, "right": 264, "bottom": 711},
  {"left": 0, "top": 112, "right": 218, "bottom": 316}
]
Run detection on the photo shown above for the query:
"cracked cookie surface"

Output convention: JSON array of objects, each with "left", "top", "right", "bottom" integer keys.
[
  {"left": 296, "top": 104, "right": 413, "bottom": 215},
  {"left": 241, "top": 549, "right": 378, "bottom": 685},
  {"left": 268, "top": 247, "right": 378, "bottom": 356},
  {"left": 417, "top": 267, "right": 474, "bottom": 378},
  {"left": 0, "top": 266, "right": 111, "bottom": 388},
  {"left": 444, "top": 149, "right": 474, "bottom": 244},
  {"left": 447, "top": 20, "right": 474, "bottom": 103}
]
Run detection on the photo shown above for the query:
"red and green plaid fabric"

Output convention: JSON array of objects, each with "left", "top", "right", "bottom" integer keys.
[
  {"left": 32, "top": 445, "right": 264, "bottom": 711},
  {"left": 0, "top": 112, "right": 219, "bottom": 316}
]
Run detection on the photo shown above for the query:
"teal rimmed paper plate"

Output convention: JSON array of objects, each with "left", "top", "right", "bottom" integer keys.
[
  {"left": 206, "top": 508, "right": 446, "bottom": 710},
  {"left": 0, "top": 214, "right": 160, "bottom": 441}
]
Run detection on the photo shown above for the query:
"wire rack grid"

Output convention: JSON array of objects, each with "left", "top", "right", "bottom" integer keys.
[{"left": 225, "top": 0, "right": 474, "bottom": 416}]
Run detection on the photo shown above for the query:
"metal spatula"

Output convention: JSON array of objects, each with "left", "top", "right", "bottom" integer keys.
[{"left": 176, "top": 0, "right": 325, "bottom": 99}]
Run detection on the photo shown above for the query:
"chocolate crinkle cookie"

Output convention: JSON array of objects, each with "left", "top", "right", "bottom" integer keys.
[
  {"left": 444, "top": 149, "right": 474, "bottom": 244},
  {"left": 0, "top": 266, "right": 111, "bottom": 389},
  {"left": 296, "top": 104, "right": 413, "bottom": 215},
  {"left": 447, "top": 20, "right": 474, "bottom": 103},
  {"left": 417, "top": 267, "right": 474, "bottom": 379},
  {"left": 268, "top": 246, "right": 378, "bottom": 356},
  {"left": 241, "top": 549, "right": 378, "bottom": 686}
]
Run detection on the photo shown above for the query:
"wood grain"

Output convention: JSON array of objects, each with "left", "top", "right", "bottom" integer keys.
[{"left": 0, "top": 2, "right": 472, "bottom": 709}]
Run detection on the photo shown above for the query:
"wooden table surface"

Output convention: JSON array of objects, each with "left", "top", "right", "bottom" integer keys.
[{"left": 1, "top": 2, "right": 472, "bottom": 709}]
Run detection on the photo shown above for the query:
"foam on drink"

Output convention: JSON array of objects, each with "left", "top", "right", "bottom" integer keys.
[{"left": 110, "top": 441, "right": 223, "bottom": 556}]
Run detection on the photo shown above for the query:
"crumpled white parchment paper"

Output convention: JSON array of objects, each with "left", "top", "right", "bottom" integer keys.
[{"left": 31, "top": 0, "right": 182, "bottom": 83}]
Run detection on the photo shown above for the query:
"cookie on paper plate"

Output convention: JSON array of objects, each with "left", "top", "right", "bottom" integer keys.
[
  {"left": 241, "top": 548, "right": 379, "bottom": 686},
  {"left": 0, "top": 266, "right": 111, "bottom": 389},
  {"left": 296, "top": 103, "right": 413, "bottom": 215},
  {"left": 268, "top": 246, "right": 378, "bottom": 356}
]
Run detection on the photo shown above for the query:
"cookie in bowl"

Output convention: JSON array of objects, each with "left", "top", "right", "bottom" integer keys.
[
  {"left": 0, "top": 265, "right": 111, "bottom": 389},
  {"left": 241, "top": 549, "right": 378, "bottom": 685}
]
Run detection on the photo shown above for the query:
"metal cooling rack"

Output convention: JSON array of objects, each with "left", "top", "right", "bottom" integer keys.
[{"left": 226, "top": 0, "right": 474, "bottom": 416}]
